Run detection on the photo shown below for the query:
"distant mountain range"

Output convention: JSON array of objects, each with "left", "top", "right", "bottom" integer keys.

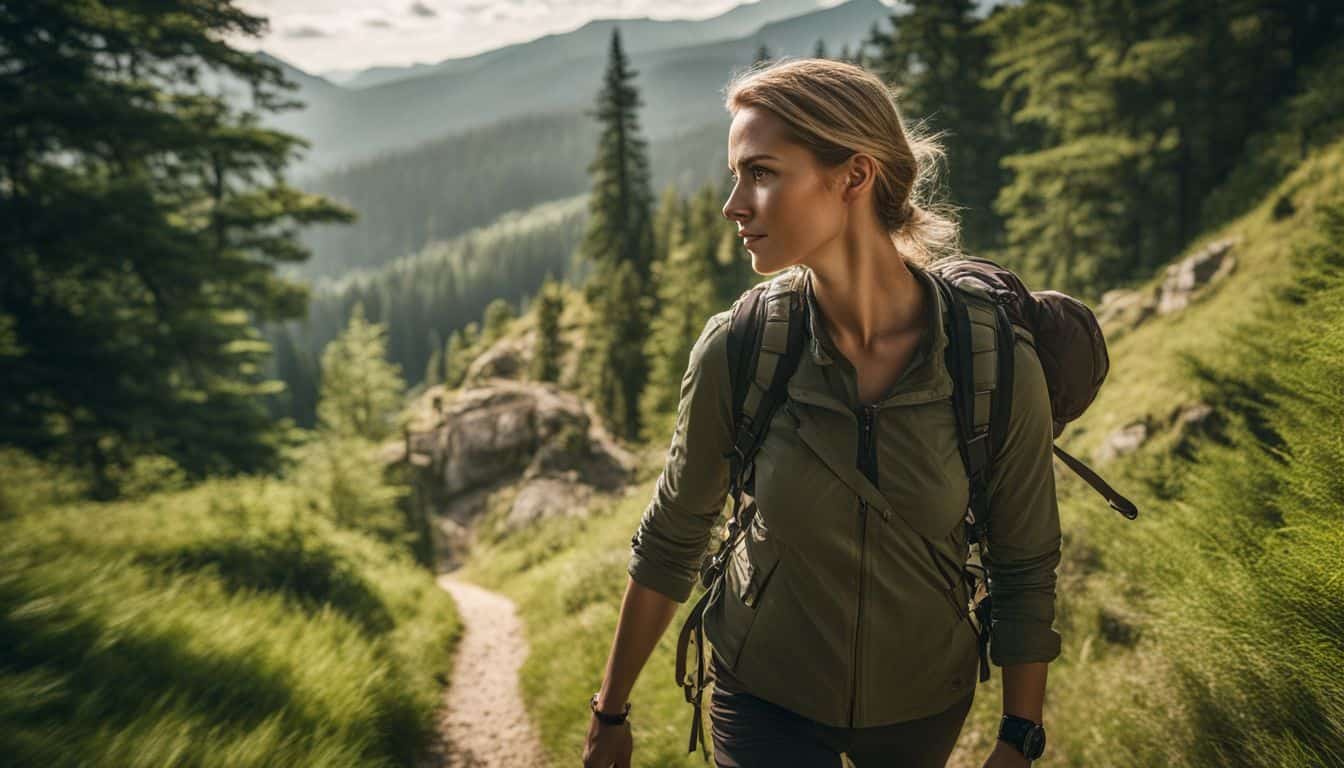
[
  {"left": 323, "top": 0, "right": 826, "bottom": 91},
  {"left": 260, "top": 0, "right": 899, "bottom": 175}
]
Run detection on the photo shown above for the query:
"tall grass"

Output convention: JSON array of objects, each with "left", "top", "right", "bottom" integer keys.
[
  {"left": 1105, "top": 199, "right": 1344, "bottom": 767},
  {"left": 0, "top": 435, "right": 461, "bottom": 768}
]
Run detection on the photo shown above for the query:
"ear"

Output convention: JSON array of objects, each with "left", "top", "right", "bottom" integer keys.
[{"left": 840, "top": 154, "right": 877, "bottom": 202}]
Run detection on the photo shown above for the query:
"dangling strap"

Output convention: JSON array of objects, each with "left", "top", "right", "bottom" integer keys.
[
  {"left": 674, "top": 582, "right": 714, "bottom": 760},
  {"left": 1052, "top": 445, "right": 1140, "bottom": 519}
]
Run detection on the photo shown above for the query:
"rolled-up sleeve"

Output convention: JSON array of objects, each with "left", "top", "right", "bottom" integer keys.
[
  {"left": 627, "top": 311, "right": 735, "bottom": 603},
  {"left": 983, "top": 335, "right": 1063, "bottom": 666}
]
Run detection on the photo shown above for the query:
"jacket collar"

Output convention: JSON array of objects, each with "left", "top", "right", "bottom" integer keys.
[{"left": 790, "top": 261, "right": 953, "bottom": 410}]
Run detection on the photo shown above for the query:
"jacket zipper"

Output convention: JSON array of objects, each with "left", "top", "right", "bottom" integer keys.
[{"left": 848, "top": 403, "right": 879, "bottom": 727}]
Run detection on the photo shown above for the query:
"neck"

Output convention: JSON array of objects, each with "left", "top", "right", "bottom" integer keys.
[{"left": 807, "top": 237, "right": 923, "bottom": 353}]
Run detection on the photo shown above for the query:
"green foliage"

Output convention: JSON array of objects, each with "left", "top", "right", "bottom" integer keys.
[
  {"left": 481, "top": 298, "right": 517, "bottom": 348},
  {"left": 867, "top": 0, "right": 1008, "bottom": 255},
  {"left": 317, "top": 304, "right": 405, "bottom": 441},
  {"left": 978, "top": 0, "right": 1343, "bottom": 298},
  {"left": 442, "top": 325, "right": 474, "bottom": 390},
  {"left": 1100, "top": 199, "right": 1344, "bottom": 766},
  {"left": 1201, "top": 44, "right": 1344, "bottom": 232},
  {"left": 640, "top": 241, "right": 718, "bottom": 442},
  {"left": 267, "top": 195, "right": 588, "bottom": 425},
  {"left": 579, "top": 27, "right": 660, "bottom": 440},
  {"left": 0, "top": 0, "right": 353, "bottom": 495},
  {"left": 0, "top": 442, "right": 459, "bottom": 768},
  {"left": 580, "top": 260, "right": 649, "bottom": 441},
  {"left": 530, "top": 276, "right": 566, "bottom": 383}
]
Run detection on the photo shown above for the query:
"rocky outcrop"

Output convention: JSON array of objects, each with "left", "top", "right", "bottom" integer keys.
[
  {"left": 1156, "top": 237, "right": 1239, "bottom": 315},
  {"left": 386, "top": 379, "right": 635, "bottom": 570},
  {"left": 1094, "top": 236, "right": 1240, "bottom": 337},
  {"left": 1091, "top": 400, "right": 1218, "bottom": 465}
]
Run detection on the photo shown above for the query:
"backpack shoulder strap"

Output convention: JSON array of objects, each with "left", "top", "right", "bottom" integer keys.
[{"left": 724, "top": 267, "right": 808, "bottom": 495}]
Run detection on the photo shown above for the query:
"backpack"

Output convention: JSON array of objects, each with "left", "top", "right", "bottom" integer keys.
[{"left": 673, "top": 256, "right": 1138, "bottom": 760}]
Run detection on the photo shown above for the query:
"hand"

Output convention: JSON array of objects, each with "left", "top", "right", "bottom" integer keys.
[
  {"left": 980, "top": 739, "right": 1032, "bottom": 768},
  {"left": 582, "top": 713, "right": 633, "bottom": 768}
]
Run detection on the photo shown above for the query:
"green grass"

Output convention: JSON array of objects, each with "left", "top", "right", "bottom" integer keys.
[
  {"left": 459, "top": 138, "right": 1344, "bottom": 767},
  {"left": 0, "top": 436, "right": 462, "bottom": 768}
]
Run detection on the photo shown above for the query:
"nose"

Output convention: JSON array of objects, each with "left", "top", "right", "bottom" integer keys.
[{"left": 722, "top": 183, "right": 751, "bottom": 224}]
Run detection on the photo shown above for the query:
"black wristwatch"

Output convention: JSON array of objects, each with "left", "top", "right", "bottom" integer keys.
[
  {"left": 998, "top": 714, "right": 1046, "bottom": 760},
  {"left": 589, "top": 693, "right": 631, "bottom": 726}
]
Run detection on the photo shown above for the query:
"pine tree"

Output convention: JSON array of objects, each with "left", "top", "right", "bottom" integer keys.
[
  {"left": 578, "top": 27, "right": 657, "bottom": 281},
  {"left": 530, "top": 276, "right": 565, "bottom": 383},
  {"left": 577, "top": 27, "right": 657, "bottom": 440},
  {"left": 813, "top": 38, "right": 829, "bottom": 59},
  {"left": 317, "top": 303, "right": 405, "bottom": 441},
  {"left": 754, "top": 44, "right": 773, "bottom": 65},
  {"left": 0, "top": 0, "right": 353, "bottom": 494}
]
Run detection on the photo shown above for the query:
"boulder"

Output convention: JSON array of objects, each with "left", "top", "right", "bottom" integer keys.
[
  {"left": 1156, "top": 236, "right": 1239, "bottom": 315},
  {"left": 1092, "top": 419, "right": 1150, "bottom": 464},
  {"left": 388, "top": 379, "right": 635, "bottom": 566}
]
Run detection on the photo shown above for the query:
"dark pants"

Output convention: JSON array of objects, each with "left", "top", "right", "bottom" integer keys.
[{"left": 709, "top": 685, "right": 974, "bottom": 768}]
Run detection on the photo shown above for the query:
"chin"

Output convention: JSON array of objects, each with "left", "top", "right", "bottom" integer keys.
[{"left": 750, "top": 250, "right": 797, "bottom": 277}]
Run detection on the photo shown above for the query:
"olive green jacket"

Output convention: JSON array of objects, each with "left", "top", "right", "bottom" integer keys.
[{"left": 628, "top": 263, "right": 1062, "bottom": 729}]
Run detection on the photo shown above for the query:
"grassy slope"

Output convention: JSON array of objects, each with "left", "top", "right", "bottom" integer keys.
[
  {"left": 459, "top": 138, "right": 1344, "bottom": 767},
  {"left": 0, "top": 437, "right": 462, "bottom": 768}
]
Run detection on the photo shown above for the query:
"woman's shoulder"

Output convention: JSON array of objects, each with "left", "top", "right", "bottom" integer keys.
[{"left": 688, "top": 309, "right": 734, "bottom": 378}]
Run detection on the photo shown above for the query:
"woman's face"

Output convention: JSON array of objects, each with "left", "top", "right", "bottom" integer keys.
[{"left": 722, "top": 105, "right": 850, "bottom": 275}]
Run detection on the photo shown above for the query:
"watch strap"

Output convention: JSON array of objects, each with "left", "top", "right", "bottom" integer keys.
[
  {"left": 590, "top": 693, "right": 630, "bottom": 726},
  {"left": 998, "top": 714, "right": 1045, "bottom": 760}
]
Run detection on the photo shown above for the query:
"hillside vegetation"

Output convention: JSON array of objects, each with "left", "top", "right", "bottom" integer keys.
[
  {"left": 452, "top": 136, "right": 1344, "bottom": 767},
  {"left": 0, "top": 437, "right": 461, "bottom": 768}
]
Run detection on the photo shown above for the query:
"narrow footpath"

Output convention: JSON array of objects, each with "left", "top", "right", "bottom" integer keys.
[{"left": 418, "top": 572, "right": 549, "bottom": 768}]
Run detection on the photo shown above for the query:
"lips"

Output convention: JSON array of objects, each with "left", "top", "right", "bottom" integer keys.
[{"left": 741, "top": 234, "right": 766, "bottom": 245}]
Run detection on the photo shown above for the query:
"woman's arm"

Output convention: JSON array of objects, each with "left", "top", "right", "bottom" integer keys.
[{"left": 594, "top": 577, "right": 681, "bottom": 712}]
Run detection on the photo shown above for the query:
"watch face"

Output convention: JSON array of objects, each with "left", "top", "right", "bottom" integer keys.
[{"left": 1023, "top": 726, "right": 1046, "bottom": 759}]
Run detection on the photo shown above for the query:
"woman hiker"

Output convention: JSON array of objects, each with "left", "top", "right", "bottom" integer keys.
[{"left": 582, "top": 58, "right": 1060, "bottom": 768}]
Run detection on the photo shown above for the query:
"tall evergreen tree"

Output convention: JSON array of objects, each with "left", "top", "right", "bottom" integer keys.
[
  {"left": 577, "top": 27, "right": 657, "bottom": 281},
  {"left": 754, "top": 44, "right": 773, "bottom": 65},
  {"left": 530, "top": 276, "right": 565, "bottom": 383},
  {"left": 577, "top": 27, "right": 656, "bottom": 440},
  {"left": 813, "top": 38, "right": 829, "bottom": 59},
  {"left": 317, "top": 303, "right": 405, "bottom": 441},
  {"left": 0, "top": 0, "right": 352, "bottom": 495}
]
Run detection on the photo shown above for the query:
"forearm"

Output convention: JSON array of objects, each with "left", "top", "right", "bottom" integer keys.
[
  {"left": 596, "top": 575, "right": 682, "bottom": 711},
  {"left": 1001, "top": 661, "right": 1047, "bottom": 722}
]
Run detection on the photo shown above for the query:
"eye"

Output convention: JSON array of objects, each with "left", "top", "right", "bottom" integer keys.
[{"left": 727, "top": 165, "right": 771, "bottom": 182}]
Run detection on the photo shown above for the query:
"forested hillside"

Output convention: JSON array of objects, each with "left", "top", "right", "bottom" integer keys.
[{"left": 292, "top": 112, "right": 732, "bottom": 282}]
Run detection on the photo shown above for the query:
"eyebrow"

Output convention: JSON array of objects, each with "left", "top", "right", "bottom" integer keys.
[{"left": 728, "top": 153, "right": 778, "bottom": 171}]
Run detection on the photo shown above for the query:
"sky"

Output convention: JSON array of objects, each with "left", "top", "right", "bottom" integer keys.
[{"left": 230, "top": 0, "right": 830, "bottom": 77}]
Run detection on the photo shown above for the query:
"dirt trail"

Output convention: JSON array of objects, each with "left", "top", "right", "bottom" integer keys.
[{"left": 419, "top": 572, "right": 550, "bottom": 768}]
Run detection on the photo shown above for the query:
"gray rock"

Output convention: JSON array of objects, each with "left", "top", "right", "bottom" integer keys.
[
  {"left": 1157, "top": 237, "right": 1239, "bottom": 315},
  {"left": 388, "top": 379, "right": 635, "bottom": 565},
  {"left": 1093, "top": 420, "right": 1150, "bottom": 464}
]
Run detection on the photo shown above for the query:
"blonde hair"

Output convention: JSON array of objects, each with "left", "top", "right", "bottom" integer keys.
[{"left": 723, "top": 57, "right": 963, "bottom": 268}]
